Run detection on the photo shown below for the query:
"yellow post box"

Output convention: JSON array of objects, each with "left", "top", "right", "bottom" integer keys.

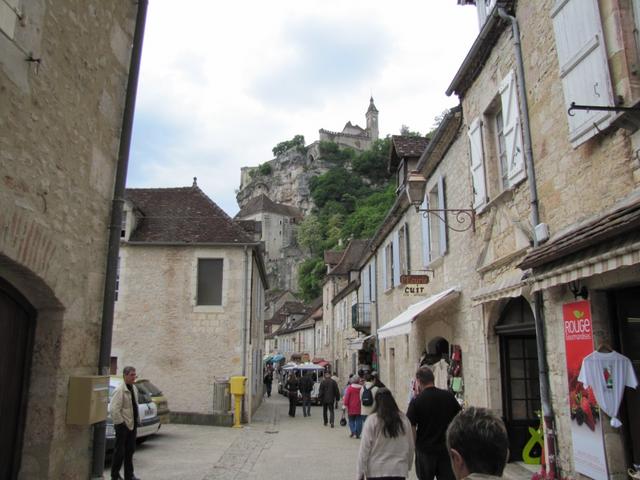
[
  {"left": 66, "top": 375, "right": 110, "bottom": 425},
  {"left": 229, "top": 376, "right": 247, "bottom": 428},
  {"left": 229, "top": 375, "right": 247, "bottom": 395}
]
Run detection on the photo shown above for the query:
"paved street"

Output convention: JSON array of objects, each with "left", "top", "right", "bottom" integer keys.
[{"left": 106, "top": 394, "right": 535, "bottom": 479}]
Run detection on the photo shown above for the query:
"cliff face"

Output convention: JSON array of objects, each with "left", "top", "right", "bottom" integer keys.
[{"left": 237, "top": 142, "right": 330, "bottom": 214}]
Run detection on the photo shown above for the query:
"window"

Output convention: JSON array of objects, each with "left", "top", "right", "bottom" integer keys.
[
  {"left": 197, "top": 258, "right": 223, "bottom": 305},
  {"left": 421, "top": 176, "right": 448, "bottom": 263},
  {"left": 551, "top": 0, "right": 614, "bottom": 147},
  {"left": 383, "top": 242, "right": 395, "bottom": 290},
  {"left": 468, "top": 70, "right": 526, "bottom": 209},
  {"left": 121, "top": 210, "right": 127, "bottom": 238}
]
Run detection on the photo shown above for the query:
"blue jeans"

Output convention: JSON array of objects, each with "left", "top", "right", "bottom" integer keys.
[
  {"left": 302, "top": 393, "right": 311, "bottom": 416},
  {"left": 348, "top": 414, "right": 363, "bottom": 437}
]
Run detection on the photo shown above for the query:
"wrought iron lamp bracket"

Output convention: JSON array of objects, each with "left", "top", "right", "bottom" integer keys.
[{"left": 414, "top": 207, "right": 476, "bottom": 233}]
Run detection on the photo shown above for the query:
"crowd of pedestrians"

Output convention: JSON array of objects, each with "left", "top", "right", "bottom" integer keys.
[{"left": 264, "top": 364, "right": 509, "bottom": 480}]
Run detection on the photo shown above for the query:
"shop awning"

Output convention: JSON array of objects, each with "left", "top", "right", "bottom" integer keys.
[
  {"left": 471, "top": 269, "right": 527, "bottom": 306},
  {"left": 377, "top": 287, "right": 460, "bottom": 339},
  {"left": 270, "top": 354, "right": 285, "bottom": 362},
  {"left": 347, "top": 334, "right": 374, "bottom": 351},
  {"left": 314, "top": 360, "right": 330, "bottom": 368},
  {"left": 529, "top": 232, "right": 640, "bottom": 292}
]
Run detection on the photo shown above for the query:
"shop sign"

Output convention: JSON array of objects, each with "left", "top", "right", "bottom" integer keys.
[
  {"left": 401, "top": 275, "right": 429, "bottom": 296},
  {"left": 562, "top": 300, "right": 608, "bottom": 480}
]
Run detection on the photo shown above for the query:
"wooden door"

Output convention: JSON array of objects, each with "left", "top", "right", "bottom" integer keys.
[
  {"left": 614, "top": 288, "right": 640, "bottom": 465},
  {"left": 0, "top": 279, "right": 35, "bottom": 480}
]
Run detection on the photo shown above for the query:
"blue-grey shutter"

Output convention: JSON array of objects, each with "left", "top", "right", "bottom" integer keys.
[
  {"left": 421, "top": 192, "right": 431, "bottom": 266},
  {"left": 438, "top": 176, "right": 448, "bottom": 256},
  {"left": 392, "top": 230, "right": 401, "bottom": 287},
  {"left": 381, "top": 244, "right": 387, "bottom": 290}
]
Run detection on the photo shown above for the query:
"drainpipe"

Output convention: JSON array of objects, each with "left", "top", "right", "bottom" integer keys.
[
  {"left": 241, "top": 245, "right": 249, "bottom": 376},
  {"left": 91, "top": 0, "right": 148, "bottom": 477},
  {"left": 497, "top": 8, "right": 557, "bottom": 479}
]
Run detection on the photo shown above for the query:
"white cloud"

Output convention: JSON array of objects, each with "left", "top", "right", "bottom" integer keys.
[{"left": 128, "top": 0, "right": 480, "bottom": 215}]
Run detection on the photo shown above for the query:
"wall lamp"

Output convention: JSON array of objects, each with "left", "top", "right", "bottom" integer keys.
[{"left": 406, "top": 171, "right": 476, "bottom": 233}]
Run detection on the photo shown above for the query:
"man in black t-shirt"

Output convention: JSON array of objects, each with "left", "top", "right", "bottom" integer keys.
[{"left": 407, "top": 366, "right": 461, "bottom": 480}]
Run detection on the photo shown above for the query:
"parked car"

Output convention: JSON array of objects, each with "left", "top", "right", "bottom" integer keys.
[
  {"left": 135, "top": 378, "right": 170, "bottom": 424},
  {"left": 281, "top": 363, "right": 326, "bottom": 405},
  {"left": 105, "top": 376, "right": 160, "bottom": 450}
]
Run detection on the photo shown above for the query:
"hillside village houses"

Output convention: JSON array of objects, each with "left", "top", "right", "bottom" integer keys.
[
  {"left": 267, "top": 0, "right": 640, "bottom": 478},
  {"left": 0, "top": 1, "right": 146, "bottom": 478},
  {"left": 113, "top": 182, "right": 268, "bottom": 424}
]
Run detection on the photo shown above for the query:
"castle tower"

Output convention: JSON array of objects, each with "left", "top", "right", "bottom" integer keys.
[{"left": 366, "top": 96, "right": 379, "bottom": 141}]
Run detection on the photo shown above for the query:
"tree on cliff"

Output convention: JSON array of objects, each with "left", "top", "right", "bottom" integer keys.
[{"left": 272, "top": 134, "right": 306, "bottom": 157}]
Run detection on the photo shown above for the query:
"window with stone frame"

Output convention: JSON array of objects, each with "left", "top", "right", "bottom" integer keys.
[
  {"left": 197, "top": 258, "right": 223, "bottom": 306},
  {"left": 468, "top": 69, "right": 526, "bottom": 211}
]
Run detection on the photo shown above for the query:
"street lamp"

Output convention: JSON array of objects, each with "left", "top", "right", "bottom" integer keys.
[{"left": 405, "top": 171, "right": 476, "bottom": 233}]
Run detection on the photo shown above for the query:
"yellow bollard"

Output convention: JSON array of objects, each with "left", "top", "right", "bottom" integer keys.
[{"left": 229, "top": 376, "right": 247, "bottom": 428}]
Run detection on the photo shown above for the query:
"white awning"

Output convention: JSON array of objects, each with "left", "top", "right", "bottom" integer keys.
[
  {"left": 530, "top": 235, "right": 640, "bottom": 292},
  {"left": 377, "top": 287, "right": 460, "bottom": 339},
  {"left": 471, "top": 269, "right": 527, "bottom": 306},
  {"left": 347, "top": 334, "right": 374, "bottom": 351}
]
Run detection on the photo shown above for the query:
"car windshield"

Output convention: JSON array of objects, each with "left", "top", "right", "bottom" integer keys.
[{"left": 139, "top": 380, "right": 162, "bottom": 396}]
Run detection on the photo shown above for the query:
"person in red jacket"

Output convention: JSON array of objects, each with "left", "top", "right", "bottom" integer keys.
[{"left": 343, "top": 375, "right": 364, "bottom": 438}]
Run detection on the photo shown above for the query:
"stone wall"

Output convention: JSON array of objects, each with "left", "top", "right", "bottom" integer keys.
[
  {"left": 113, "top": 244, "right": 263, "bottom": 421},
  {"left": 0, "top": 1, "right": 136, "bottom": 477}
]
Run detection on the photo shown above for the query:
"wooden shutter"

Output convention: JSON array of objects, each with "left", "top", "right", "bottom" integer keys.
[
  {"left": 421, "top": 192, "right": 431, "bottom": 266},
  {"left": 362, "top": 265, "right": 370, "bottom": 304},
  {"left": 381, "top": 245, "right": 388, "bottom": 290},
  {"left": 468, "top": 118, "right": 487, "bottom": 209},
  {"left": 499, "top": 71, "right": 526, "bottom": 186},
  {"left": 551, "top": 0, "right": 614, "bottom": 147},
  {"left": 392, "top": 231, "right": 401, "bottom": 287},
  {"left": 370, "top": 262, "right": 376, "bottom": 302},
  {"left": 437, "top": 176, "right": 448, "bottom": 256}
]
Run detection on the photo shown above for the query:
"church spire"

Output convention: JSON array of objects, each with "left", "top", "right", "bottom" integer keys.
[{"left": 366, "top": 97, "right": 379, "bottom": 140}]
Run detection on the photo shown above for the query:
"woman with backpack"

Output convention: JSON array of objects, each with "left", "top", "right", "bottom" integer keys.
[
  {"left": 343, "top": 375, "right": 364, "bottom": 438},
  {"left": 356, "top": 388, "right": 414, "bottom": 480},
  {"left": 360, "top": 373, "right": 379, "bottom": 422}
]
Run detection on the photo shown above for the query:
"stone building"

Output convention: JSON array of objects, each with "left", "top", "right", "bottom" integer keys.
[
  {"left": 0, "top": 1, "right": 142, "bottom": 478},
  {"left": 113, "top": 184, "right": 267, "bottom": 423},
  {"left": 319, "top": 96, "right": 379, "bottom": 151},
  {"left": 235, "top": 194, "right": 304, "bottom": 290}
]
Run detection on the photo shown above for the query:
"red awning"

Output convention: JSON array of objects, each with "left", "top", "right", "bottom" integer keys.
[{"left": 314, "top": 360, "right": 330, "bottom": 368}]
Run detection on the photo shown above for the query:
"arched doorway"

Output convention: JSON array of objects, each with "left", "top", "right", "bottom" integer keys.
[
  {"left": 0, "top": 277, "right": 36, "bottom": 479},
  {"left": 495, "top": 296, "right": 540, "bottom": 462}
]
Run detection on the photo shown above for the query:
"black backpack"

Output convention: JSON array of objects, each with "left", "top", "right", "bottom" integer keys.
[{"left": 361, "top": 385, "right": 374, "bottom": 406}]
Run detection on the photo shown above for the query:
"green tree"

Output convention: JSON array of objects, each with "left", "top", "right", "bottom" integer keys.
[
  {"left": 272, "top": 134, "right": 306, "bottom": 157},
  {"left": 309, "top": 167, "right": 367, "bottom": 210},
  {"left": 351, "top": 137, "right": 392, "bottom": 185},
  {"left": 400, "top": 125, "right": 423, "bottom": 137},
  {"left": 298, "top": 256, "right": 326, "bottom": 302},
  {"left": 342, "top": 184, "right": 395, "bottom": 239},
  {"left": 296, "top": 214, "right": 324, "bottom": 254},
  {"left": 318, "top": 141, "right": 355, "bottom": 166}
]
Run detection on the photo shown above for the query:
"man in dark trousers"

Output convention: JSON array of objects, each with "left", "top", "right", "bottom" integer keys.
[
  {"left": 318, "top": 371, "right": 341, "bottom": 427},
  {"left": 407, "top": 366, "right": 461, "bottom": 480},
  {"left": 300, "top": 371, "right": 314, "bottom": 417},
  {"left": 111, "top": 366, "right": 141, "bottom": 480}
]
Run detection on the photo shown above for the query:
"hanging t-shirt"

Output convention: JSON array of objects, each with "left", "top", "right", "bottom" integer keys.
[
  {"left": 432, "top": 359, "right": 449, "bottom": 390},
  {"left": 578, "top": 351, "right": 638, "bottom": 427}
]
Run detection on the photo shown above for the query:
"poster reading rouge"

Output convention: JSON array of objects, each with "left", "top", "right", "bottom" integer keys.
[{"left": 563, "top": 300, "right": 608, "bottom": 480}]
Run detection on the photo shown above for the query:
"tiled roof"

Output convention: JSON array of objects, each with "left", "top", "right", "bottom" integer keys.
[
  {"left": 519, "top": 197, "right": 640, "bottom": 269},
  {"left": 389, "top": 135, "right": 429, "bottom": 172},
  {"left": 330, "top": 239, "right": 369, "bottom": 275},
  {"left": 125, "top": 186, "right": 254, "bottom": 244},
  {"left": 324, "top": 250, "right": 343, "bottom": 266},
  {"left": 235, "top": 194, "right": 303, "bottom": 220}
]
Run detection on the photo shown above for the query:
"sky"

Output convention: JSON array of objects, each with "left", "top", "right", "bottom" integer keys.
[{"left": 127, "top": 1, "right": 480, "bottom": 216}]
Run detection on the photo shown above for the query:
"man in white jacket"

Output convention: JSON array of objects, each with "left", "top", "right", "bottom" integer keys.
[{"left": 111, "top": 366, "right": 141, "bottom": 480}]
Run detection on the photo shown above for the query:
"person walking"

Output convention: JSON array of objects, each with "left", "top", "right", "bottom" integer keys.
[
  {"left": 407, "top": 366, "right": 461, "bottom": 480},
  {"left": 446, "top": 407, "right": 509, "bottom": 480},
  {"left": 285, "top": 373, "right": 300, "bottom": 417},
  {"left": 263, "top": 370, "right": 273, "bottom": 398},
  {"left": 110, "top": 366, "right": 141, "bottom": 480},
  {"left": 343, "top": 375, "right": 364, "bottom": 438},
  {"left": 318, "top": 371, "right": 341, "bottom": 427},
  {"left": 356, "top": 388, "right": 414, "bottom": 480},
  {"left": 359, "top": 373, "right": 379, "bottom": 423},
  {"left": 300, "top": 371, "right": 314, "bottom": 417}
]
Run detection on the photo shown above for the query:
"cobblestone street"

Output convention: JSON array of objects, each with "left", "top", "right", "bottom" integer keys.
[{"left": 105, "top": 394, "right": 536, "bottom": 480}]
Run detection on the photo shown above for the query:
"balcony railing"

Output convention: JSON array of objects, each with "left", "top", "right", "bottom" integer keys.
[{"left": 351, "top": 303, "right": 372, "bottom": 334}]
